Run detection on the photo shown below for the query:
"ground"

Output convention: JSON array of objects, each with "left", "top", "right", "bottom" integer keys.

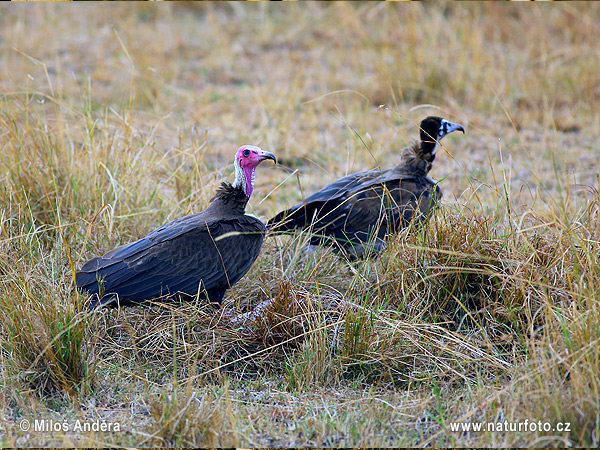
[{"left": 1, "top": 2, "right": 599, "bottom": 447}]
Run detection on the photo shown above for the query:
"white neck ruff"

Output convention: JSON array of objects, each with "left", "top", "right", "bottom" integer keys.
[{"left": 233, "top": 157, "right": 254, "bottom": 197}]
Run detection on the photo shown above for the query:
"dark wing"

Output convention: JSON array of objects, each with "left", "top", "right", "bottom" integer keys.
[
  {"left": 267, "top": 169, "right": 385, "bottom": 232},
  {"left": 268, "top": 168, "right": 441, "bottom": 256},
  {"left": 76, "top": 214, "right": 265, "bottom": 307}
]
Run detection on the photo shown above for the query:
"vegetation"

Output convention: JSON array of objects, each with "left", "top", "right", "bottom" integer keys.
[{"left": 0, "top": 2, "right": 598, "bottom": 447}]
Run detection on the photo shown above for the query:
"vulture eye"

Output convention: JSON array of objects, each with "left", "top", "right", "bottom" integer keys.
[{"left": 242, "top": 149, "right": 250, "bottom": 157}]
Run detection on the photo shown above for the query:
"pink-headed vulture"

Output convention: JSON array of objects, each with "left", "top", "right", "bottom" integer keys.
[
  {"left": 268, "top": 117, "right": 464, "bottom": 258},
  {"left": 76, "top": 145, "right": 276, "bottom": 308}
]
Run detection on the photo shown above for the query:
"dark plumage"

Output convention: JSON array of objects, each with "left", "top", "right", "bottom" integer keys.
[
  {"left": 76, "top": 145, "right": 276, "bottom": 308},
  {"left": 268, "top": 117, "right": 464, "bottom": 258}
]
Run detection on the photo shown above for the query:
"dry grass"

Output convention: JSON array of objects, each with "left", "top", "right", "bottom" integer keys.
[{"left": 1, "top": 2, "right": 600, "bottom": 447}]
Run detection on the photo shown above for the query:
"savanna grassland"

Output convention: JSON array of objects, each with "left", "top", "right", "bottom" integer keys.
[{"left": 1, "top": 2, "right": 600, "bottom": 447}]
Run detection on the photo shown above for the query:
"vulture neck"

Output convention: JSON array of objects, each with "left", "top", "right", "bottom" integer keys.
[
  {"left": 209, "top": 182, "right": 249, "bottom": 216},
  {"left": 420, "top": 139, "right": 438, "bottom": 159},
  {"left": 398, "top": 142, "right": 434, "bottom": 176},
  {"left": 233, "top": 158, "right": 256, "bottom": 198}
]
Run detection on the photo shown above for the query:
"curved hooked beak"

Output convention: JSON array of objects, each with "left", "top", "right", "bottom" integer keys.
[
  {"left": 258, "top": 150, "right": 277, "bottom": 165},
  {"left": 441, "top": 119, "right": 465, "bottom": 137}
]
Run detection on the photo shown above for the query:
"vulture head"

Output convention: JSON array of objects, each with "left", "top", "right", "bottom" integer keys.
[
  {"left": 419, "top": 116, "right": 465, "bottom": 160},
  {"left": 233, "top": 145, "right": 277, "bottom": 197}
]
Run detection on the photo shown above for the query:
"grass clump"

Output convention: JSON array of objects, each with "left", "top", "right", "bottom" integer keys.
[
  {"left": 147, "top": 383, "right": 232, "bottom": 447},
  {"left": 377, "top": 209, "right": 582, "bottom": 338},
  {"left": 0, "top": 245, "right": 96, "bottom": 399}
]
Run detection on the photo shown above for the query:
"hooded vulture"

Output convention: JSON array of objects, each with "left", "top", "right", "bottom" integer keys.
[
  {"left": 268, "top": 116, "right": 464, "bottom": 258},
  {"left": 76, "top": 145, "right": 276, "bottom": 308}
]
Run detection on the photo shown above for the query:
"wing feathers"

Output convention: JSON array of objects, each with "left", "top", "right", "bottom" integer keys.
[
  {"left": 268, "top": 165, "right": 439, "bottom": 257},
  {"left": 76, "top": 213, "right": 266, "bottom": 306}
]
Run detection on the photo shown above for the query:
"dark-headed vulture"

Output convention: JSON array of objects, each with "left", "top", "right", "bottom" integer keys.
[
  {"left": 76, "top": 145, "right": 276, "bottom": 308},
  {"left": 268, "top": 117, "right": 464, "bottom": 258}
]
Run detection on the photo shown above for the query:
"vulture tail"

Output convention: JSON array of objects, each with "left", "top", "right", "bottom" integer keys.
[{"left": 267, "top": 206, "right": 304, "bottom": 232}]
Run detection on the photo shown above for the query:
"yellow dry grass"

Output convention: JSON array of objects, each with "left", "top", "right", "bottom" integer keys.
[{"left": 0, "top": 2, "right": 598, "bottom": 447}]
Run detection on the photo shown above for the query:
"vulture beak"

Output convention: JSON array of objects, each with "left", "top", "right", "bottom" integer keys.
[
  {"left": 258, "top": 150, "right": 277, "bottom": 165},
  {"left": 441, "top": 119, "right": 465, "bottom": 138}
]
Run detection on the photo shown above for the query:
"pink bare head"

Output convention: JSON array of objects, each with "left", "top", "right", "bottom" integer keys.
[{"left": 233, "top": 145, "right": 276, "bottom": 197}]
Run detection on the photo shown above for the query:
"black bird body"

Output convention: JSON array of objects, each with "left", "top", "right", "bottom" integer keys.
[
  {"left": 268, "top": 117, "right": 464, "bottom": 258},
  {"left": 76, "top": 146, "right": 276, "bottom": 308}
]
